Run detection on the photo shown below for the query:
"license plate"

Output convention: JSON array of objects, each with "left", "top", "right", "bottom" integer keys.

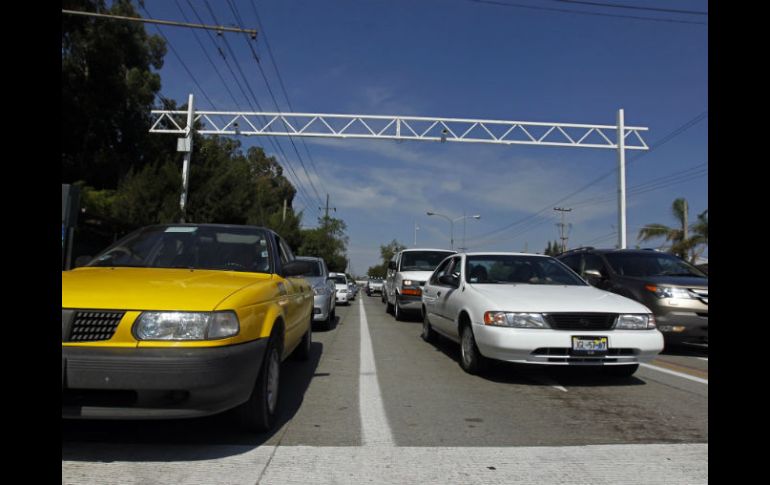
[{"left": 571, "top": 336, "right": 608, "bottom": 355}]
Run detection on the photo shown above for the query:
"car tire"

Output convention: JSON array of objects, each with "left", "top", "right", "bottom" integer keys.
[
  {"left": 394, "top": 296, "right": 404, "bottom": 321},
  {"left": 238, "top": 332, "right": 282, "bottom": 432},
  {"left": 459, "top": 324, "right": 487, "bottom": 375},
  {"left": 421, "top": 311, "right": 438, "bottom": 343},
  {"left": 602, "top": 364, "right": 639, "bottom": 378}
]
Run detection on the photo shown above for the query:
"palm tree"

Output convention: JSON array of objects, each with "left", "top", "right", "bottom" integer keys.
[{"left": 637, "top": 199, "right": 707, "bottom": 263}]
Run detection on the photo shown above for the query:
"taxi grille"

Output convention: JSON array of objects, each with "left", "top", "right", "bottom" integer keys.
[
  {"left": 67, "top": 311, "right": 125, "bottom": 342},
  {"left": 546, "top": 313, "right": 617, "bottom": 330}
]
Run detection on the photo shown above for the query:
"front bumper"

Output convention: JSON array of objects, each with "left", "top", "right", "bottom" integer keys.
[
  {"left": 313, "top": 293, "right": 333, "bottom": 321},
  {"left": 62, "top": 339, "right": 267, "bottom": 419},
  {"left": 473, "top": 324, "right": 664, "bottom": 366},
  {"left": 335, "top": 291, "right": 349, "bottom": 304},
  {"left": 656, "top": 312, "right": 708, "bottom": 344},
  {"left": 396, "top": 293, "right": 422, "bottom": 312}
]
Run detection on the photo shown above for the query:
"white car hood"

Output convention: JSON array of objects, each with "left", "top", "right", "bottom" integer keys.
[
  {"left": 469, "top": 284, "right": 650, "bottom": 314},
  {"left": 398, "top": 271, "right": 434, "bottom": 283}
]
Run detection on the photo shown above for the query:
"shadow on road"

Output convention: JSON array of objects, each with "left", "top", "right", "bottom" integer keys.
[
  {"left": 62, "top": 341, "right": 323, "bottom": 461},
  {"left": 661, "top": 343, "right": 708, "bottom": 358}
]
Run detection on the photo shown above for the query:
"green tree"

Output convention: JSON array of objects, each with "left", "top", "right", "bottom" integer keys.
[
  {"left": 544, "top": 240, "right": 562, "bottom": 256},
  {"left": 637, "top": 198, "right": 708, "bottom": 263},
  {"left": 63, "top": 0, "right": 169, "bottom": 188},
  {"left": 367, "top": 239, "right": 407, "bottom": 277},
  {"left": 298, "top": 217, "right": 349, "bottom": 272}
]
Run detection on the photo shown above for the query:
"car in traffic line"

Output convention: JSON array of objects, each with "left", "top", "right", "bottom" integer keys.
[
  {"left": 62, "top": 223, "right": 314, "bottom": 432},
  {"left": 330, "top": 272, "right": 351, "bottom": 305},
  {"left": 557, "top": 248, "right": 708, "bottom": 346},
  {"left": 384, "top": 248, "right": 456, "bottom": 320},
  {"left": 366, "top": 278, "right": 384, "bottom": 296},
  {"left": 421, "top": 252, "right": 663, "bottom": 377},
  {"left": 296, "top": 256, "right": 336, "bottom": 330}
]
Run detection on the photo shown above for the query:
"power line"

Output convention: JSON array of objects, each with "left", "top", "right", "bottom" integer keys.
[
  {"left": 139, "top": 3, "right": 217, "bottom": 109},
  {"left": 552, "top": 0, "right": 707, "bottom": 16},
  {"left": 225, "top": 0, "right": 324, "bottom": 207},
  {"left": 462, "top": 0, "right": 707, "bottom": 25},
  {"left": 248, "top": 0, "right": 330, "bottom": 197},
  {"left": 201, "top": 0, "right": 319, "bottom": 212},
  {"left": 173, "top": 0, "right": 240, "bottom": 109},
  {"left": 62, "top": 7, "right": 259, "bottom": 35},
  {"left": 467, "top": 111, "right": 708, "bottom": 243}
]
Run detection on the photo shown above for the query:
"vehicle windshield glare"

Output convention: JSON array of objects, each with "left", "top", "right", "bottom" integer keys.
[
  {"left": 400, "top": 251, "right": 455, "bottom": 271},
  {"left": 603, "top": 252, "right": 706, "bottom": 278},
  {"left": 87, "top": 225, "right": 273, "bottom": 274},
  {"left": 465, "top": 255, "right": 586, "bottom": 286}
]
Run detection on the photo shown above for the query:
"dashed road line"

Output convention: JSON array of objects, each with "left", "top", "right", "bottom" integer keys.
[{"left": 358, "top": 297, "right": 395, "bottom": 446}]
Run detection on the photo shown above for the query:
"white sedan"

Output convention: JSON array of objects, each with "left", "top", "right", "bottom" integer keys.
[{"left": 421, "top": 252, "right": 663, "bottom": 377}]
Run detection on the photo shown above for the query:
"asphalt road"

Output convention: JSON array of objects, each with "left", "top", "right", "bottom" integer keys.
[{"left": 62, "top": 295, "right": 708, "bottom": 484}]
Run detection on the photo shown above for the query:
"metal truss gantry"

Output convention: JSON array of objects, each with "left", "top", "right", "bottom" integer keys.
[{"left": 150, "top": 96, "right": 649, "bottom": 248}]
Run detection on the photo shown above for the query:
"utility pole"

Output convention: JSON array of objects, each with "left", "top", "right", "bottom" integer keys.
[
  {"left": 554, "top": 207, "right": 573, "bottom": 253},
  {"left": 319, "top": 194, "right": 336, "bottom": 228},
  {"left": 179, "top": 94, "right": 194, "bottom": 222}
]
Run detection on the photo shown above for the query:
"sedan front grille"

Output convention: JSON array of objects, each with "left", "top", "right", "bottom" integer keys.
[
  {"left": 545, "top": 313, "right": 617, "bottom": 331},
  {"left": 67, "top": 311, "right": 125, "bottom": 342}
]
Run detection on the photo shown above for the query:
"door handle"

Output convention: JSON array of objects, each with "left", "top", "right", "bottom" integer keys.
[{"left": 437, "top": 291, "right": 442, "bottom": 297}]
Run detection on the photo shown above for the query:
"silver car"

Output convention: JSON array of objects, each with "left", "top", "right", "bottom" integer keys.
[{"left": 296, "top": 256, "right": 336, "bottom": 330}]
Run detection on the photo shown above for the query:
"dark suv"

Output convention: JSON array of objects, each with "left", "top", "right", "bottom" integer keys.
[{"left": 557, "top": 248, "right": 708, "bottom": 346}]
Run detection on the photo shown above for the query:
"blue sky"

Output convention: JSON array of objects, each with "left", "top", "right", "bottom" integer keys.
[{"left": 137, "top": 0, "right": 708, "bottom": 275}]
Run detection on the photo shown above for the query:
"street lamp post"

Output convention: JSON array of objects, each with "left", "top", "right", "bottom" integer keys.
[{"left": 426, "top": 212, "right": 481, "bottom": 250}]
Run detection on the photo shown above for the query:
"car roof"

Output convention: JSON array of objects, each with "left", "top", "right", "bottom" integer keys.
[
  {"left": 146, "top": 222, "right": 276, "bottom": 234},
  {"left": 399, "top": 248, "right": 456, "bottom": 253},
  {"left": 557, "top": 247, "right": 667, "bottom": 256},
  {"left": 463, "top": 252, "right": 551, "bottom": 258}
]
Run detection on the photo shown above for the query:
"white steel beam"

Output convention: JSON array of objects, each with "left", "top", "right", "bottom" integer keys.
[
  {"left": 150, "top": 110, "right": 649, "bottom": 150},
  {"left": 149, "top": 102, "right": 649, "bottom": 245}
]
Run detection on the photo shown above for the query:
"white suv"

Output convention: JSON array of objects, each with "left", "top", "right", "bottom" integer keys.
[{"left": 383, "top": 248, "right": 456, "bottom": 320}]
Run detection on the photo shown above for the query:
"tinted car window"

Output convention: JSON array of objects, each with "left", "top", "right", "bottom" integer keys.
[
  {"left": 584, "top": 254, "right": 606, "bottom": 275},
  {"left": 603, "top": 252, "right": 706, "bottom": 278},
  {"left": 465, "top": 255, "right": 586, "bottom": 285},
  {"left": 559, "top": 254, "right": 581, "bottom": 273},
  {"left": 333, "top": 275, "right": 348, "bottom": 285},
  {"left": 89, "top": 225, "right": 272, "bottom": 273},
  {"left": 400, "top": 251, "right": 456, "bottom": 271}
]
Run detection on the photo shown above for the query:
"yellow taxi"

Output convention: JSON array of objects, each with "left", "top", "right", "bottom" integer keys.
[{"left": 62, "top": 224, "right": 314, "bottom": 431}]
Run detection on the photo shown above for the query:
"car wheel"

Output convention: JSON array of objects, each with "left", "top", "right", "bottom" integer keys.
[
  {"left": 324, "top": 306, "right": 334, "bottom": 331},
  {"left": 421, "top": 311, "right": 438, "bottom": 343},
  {"left": 394, "top": 296, "right": 404, "bottom": 321},
  {"left": 602, "top": 364, "right": 639, "bottom": 378},
  {"left": 460, "top": 324, "right": 487, "bottom": 375},
  {"left": 238, "top": 333, "right": 281, "bottom": 432}
]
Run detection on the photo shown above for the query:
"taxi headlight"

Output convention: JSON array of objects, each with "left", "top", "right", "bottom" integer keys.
[{"left": 134, "top": 311, "right": 240, "bottom": 340}]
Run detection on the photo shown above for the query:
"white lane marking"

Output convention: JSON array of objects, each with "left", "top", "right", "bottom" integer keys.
[
  {"left": 528, "top": 373, "right": 567, "bottom": 392},
  {"left": 358, "top": 297, "right": 395, "bottom": 446},
  {"left": 640, "top": 363, "right": 708, "bottom": 385},
  {"left": 63, "top": 443, "right": 708, "bottom": 485}
]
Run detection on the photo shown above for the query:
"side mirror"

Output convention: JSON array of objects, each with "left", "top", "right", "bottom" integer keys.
[
  {"left": 283, "top": 260, "right": 315, "bottom": 278},
  {"left": 438, "top": 274, "right": 459, "bottom": 287},
  {"left": 583, "top": 269, "right": 604, "bottom": 284},
  {"left": 388, "top": 261, "right": 397, "bottom": 270},
  {"left": 73, "top": 255, "right": 92, "bottom": 268}
]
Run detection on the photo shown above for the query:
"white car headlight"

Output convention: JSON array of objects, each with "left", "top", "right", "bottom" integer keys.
[
  {"left": 402, "top": 279, "right": 414, "bottom": 287},
  {"left": 615, "top": 314, "right": 656, "bottom": 330},
  {"left": 313, "top": 286, "right": 327, "bottom": 296},
  {"left": 483, "top": 312, "right": 549, "bottom": 328},
  {"left": 645, "top": 285, "right": 693, "bottom": 299},
  {"left": 134, "top": 311, "right": 240, "bottom": 340}
]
